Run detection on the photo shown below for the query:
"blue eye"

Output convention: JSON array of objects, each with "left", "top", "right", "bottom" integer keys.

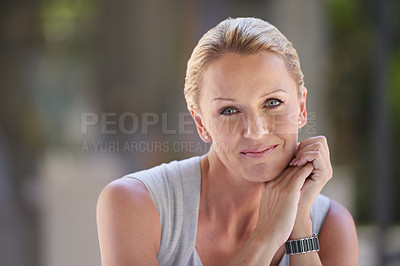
[
  {"left": 220, "top": 107, "right": 238, "bottom": 116},
  {"left": 265, "top": 98, "right": 283, "bottom": 108}
]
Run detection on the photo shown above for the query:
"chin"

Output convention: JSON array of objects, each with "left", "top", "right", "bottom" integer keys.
[
  {"left": 235, "top": 143, "right": 295, "bottom": 181},
  {"left": 242, "top": 160, "right": 289, "bottom": 183}
]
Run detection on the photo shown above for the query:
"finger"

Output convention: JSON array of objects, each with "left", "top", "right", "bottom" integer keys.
[
  {"left": 294, "top": 151, "right": 322, "bottom": 168},
  {"left": 297, "top": 136, "right": 329, "bottom": 157},
  {"left": 287, "top": 163, "right": 314, "bottom": 191},
  {"left": 298, "top": 141, "right": 327, "bottom": 157},
  {"left": 290, "top": 142, "right": 329, "bottom": 165},
  {"left": 295, "top": 151, "right": 333, "bottom": 181},
  {"left": 290, "top": 141, "right": 327, "bottom": 166}
]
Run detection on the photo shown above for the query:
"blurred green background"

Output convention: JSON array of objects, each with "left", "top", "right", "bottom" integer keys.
[{"left": 0, "top": 0, "right": 399, "bottom": 265}]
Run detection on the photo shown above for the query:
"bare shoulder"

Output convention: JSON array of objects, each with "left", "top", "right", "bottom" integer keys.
[
  {"left": 318, "top": 199, "right": 358, "bottom": 265},
  {"left": 98, "top": 177, "right": 157, "bottom": 212},
  {"left": 96, "top": 177, "right": 160, "bottom": 265}
]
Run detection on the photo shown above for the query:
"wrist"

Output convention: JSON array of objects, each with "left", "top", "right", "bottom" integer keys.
[
  {"left": 285, "top": 234, "right": 320, "bottom": 255},
  {"left": 289, "top": 215, "right": 312, "bottom": 240}
]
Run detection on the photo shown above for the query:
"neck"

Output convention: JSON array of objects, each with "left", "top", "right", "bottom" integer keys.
[{"left": 199, "top": 150, "right": 263, "bottom": 234}]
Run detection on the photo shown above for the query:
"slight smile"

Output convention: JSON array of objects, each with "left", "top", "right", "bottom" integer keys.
[{"left": 240, "top": 145, "right": 278, "bottom": 158}]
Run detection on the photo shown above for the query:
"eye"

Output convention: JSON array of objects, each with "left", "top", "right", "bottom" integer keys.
[
  {"left": 265, "top": 98, "right": 283, "bottom": 108},
  {"left": 219, "top": 107, "right": 239, "bottom": 116}
]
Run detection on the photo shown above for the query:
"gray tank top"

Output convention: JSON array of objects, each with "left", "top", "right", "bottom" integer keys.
[{"left": 126, "top": 156, "right": 330, "bottom": 266}]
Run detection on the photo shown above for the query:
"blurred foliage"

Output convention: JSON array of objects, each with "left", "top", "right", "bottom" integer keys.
[
  {"left": 324, "top": 0, "right": 373, "bottom": 164},
  {"left": 324, "top": 0, "right": 400, "bottom": 223},
  {"left": 40, "top": 0, "right": 98, "bottom": 59}
]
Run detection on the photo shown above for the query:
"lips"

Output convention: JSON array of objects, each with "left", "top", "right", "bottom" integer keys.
[{"left": 240, "top": 145, "right": 278, "bottom": 158}]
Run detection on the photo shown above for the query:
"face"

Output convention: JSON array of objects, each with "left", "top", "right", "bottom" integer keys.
[{"left": 192, "top": 52, "right": 307, "bottom": 182}]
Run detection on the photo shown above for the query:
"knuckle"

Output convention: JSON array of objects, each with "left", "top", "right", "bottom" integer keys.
[
  {"left": 315, "top": 141, "right": 323, "bottom": 149},
  {"left": 320, "top": 135, "right": 328, "bottom": 145}
]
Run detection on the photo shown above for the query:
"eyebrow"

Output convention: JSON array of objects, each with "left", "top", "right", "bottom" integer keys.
[{"left": 211, "top": 89, "right": 288, "bottom": 103}]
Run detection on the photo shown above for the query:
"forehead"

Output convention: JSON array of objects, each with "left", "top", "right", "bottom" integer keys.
[{"left": 201, "top": 52, "right": 297, "bottom": 99}]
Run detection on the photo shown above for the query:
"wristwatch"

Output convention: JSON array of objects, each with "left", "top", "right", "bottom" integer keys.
[{"left": 285, "top": 234, "right": 320, "bottom": 255}]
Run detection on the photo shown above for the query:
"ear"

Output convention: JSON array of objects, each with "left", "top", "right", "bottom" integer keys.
[
  {"left": 298, "top": 87, "right": 308, "bottom": 128},
  {"left": 189, "top": 107, "right": 212, "bottom": 142}
]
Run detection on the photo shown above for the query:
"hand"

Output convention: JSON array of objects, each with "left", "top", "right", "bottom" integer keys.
[
  {"left": 232, "top": 137, "right": 332, "bottom": 264},
  {"left": 253, "top": 163, "right": 314, "bottom": 248},
  {"left": 289, "top": 135, "right": 333, "bottom": 214},
  {"left": 288, "top": 136, "right": 333, "bottom": 239}
]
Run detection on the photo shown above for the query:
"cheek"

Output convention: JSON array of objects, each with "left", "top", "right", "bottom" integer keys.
[
  {"left": 208, "top": 118, "right": 241, "bottom": 152},
  {"left": 270, "top": 113, "right": 299, "bottom": 135},
  {"left": 209, "top": 117, "right": 242, "bottom": 136}
]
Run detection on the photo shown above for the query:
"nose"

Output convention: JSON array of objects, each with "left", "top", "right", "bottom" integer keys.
[{"left": 243, "top": 114, "right": 269, "bottom": 139}]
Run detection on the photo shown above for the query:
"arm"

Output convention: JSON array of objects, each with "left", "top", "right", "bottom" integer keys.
[
  {"left": 288, "top": 215, "right": 322, "bottom": 265},
  {"left": 288, "top": 201, "right": 358, "bottom": 265},
  {"left": 228, "top": 136, "right": 342, "bottom": 265},
  {"left": 318, "top": 200, "right": 359, "bottom": 265},
  {"left": 228, "top": 163, "right": 316, "bottom": 265},
  {"left": 96, "top": 178, "right": 161, "bottom": 266},
  {"left": 288, "top": 136, "right": 358, "bottom": 265},
  {"left": 227, "top": 233, "right": 282, "bottom": 266}
]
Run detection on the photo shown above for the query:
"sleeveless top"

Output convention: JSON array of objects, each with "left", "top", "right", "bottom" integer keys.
[{"left": 126, "top": 156, "right": 330, "bottom": 266}]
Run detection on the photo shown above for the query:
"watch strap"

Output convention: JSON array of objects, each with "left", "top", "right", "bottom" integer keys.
[{"left": 285, "top": 234, "right": 320, "bottom": 255}]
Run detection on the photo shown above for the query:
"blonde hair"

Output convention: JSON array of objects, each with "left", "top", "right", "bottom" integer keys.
[{"left": 184, "top": 17, "right": 304, "bottom": 111}]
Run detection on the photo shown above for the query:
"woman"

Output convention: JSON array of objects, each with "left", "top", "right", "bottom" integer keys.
[{"left": 97, "top": 17, "right": 358, "bottom": 265}]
